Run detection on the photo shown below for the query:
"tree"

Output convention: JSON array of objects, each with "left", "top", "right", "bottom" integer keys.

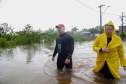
[
  {"left": 71, "top": 27, "right": 78, "bottom": 32},
  {"left": 0, "top": 23, "right": 13, "bottom": 36},
  {"left": 23, "top": 24, "right": 33, "bottom": 33}
]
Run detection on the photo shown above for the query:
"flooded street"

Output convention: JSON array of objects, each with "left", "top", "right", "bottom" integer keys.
[{"left": 0, "top": 41, "right": 126, "bottom": 84}]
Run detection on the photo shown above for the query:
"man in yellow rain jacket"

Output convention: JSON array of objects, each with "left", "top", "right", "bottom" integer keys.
[{"left": 92, "top": 20, "right": 126, "bottom": 79}]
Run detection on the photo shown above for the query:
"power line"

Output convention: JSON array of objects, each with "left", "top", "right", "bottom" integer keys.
[
  {"left": 103, "top": 5, "right": 110, "bottom": 14},
  {"left": 72, "top": 0, "right": 121, "bottom": 17},
  {"left": 105, "top": 12, "right": 120, "bottom": 16},
  {"left": 72, "top": 0, "right": 98, "bottom": 13}
]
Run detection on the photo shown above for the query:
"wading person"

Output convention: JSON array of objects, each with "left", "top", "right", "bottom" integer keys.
[
  {"left": 92, "top": 20, "right": 126, "bottom": 79},
  {"left": 52, "top": 24, "right": 74, "bottom": 73}
]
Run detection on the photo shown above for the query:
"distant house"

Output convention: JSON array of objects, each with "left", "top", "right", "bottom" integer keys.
[
  {"left": 119, "top": 26, "right": 126, "bottom": 35},
  {"left": 82, "top": 32, "right": 99, "bottom": 37},
  {"left": 82, "top": 32, "right": 91, "bottom": 36}
]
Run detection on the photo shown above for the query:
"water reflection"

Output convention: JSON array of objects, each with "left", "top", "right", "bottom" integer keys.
[
  {"left": 6, "top": 48, "right": 14, "bottom": 60},
  {"left": 19, "top": 44, "right": 41, "bottom": 64},
  {"left": 0, "top": 48, "right": 14, "bottom": 61},
  {"left": 56, "top": 71, "right": 72, "bottom": 84},
  {"left": 93, "top": 72, "right": 119, "bottom": 84}
]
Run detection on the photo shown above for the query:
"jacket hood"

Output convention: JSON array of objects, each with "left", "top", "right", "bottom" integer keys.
[{"left": 103, "top": 20, "right": 116, "bottom": 34}]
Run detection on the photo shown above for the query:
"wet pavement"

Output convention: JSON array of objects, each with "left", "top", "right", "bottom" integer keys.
[{"left": 0, "top": 41, "right": 126, "bottom": 84}]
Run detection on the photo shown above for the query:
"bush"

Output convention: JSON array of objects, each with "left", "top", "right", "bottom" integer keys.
[{"left": 0, "top": 38, "right": 8, "bottom": 48}]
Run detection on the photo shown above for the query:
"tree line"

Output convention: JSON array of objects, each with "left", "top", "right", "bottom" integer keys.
[{"left": 0, "top": 23, "right": 101, "bottom": 48}]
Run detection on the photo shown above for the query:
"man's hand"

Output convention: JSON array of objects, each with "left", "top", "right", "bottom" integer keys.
[
  {"left": 52, "top": 57, "right": 55, "bottom": 61},
  {"left": 101, "top": 48, "right": 109, "bottom": 52},
  {"left": 123, "top": 66, "right": 126, "bottom": 70},
  {"left": 64, "top": 58, "right": 70, "bottom": 64}
]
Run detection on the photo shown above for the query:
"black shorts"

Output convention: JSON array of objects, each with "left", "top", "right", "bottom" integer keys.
[{"left": 57, "top": 54, "right": 72, "bottom": 70}]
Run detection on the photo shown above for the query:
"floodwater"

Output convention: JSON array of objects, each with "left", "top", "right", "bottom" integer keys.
[{"left": 0, "top": 41, "right": 126, "bottom": 84}]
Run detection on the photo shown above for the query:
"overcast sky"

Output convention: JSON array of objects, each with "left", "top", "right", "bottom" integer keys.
[{"left": 0, "top": 0, "right": 126, "bottom": 31}]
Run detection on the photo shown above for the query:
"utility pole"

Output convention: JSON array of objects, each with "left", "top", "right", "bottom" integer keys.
[
  {"left": 98, "top": 4, "right": 105, "bottom": 33},
  {"left": 120, "top": 12, "right": 126, "bottom": 38},
  {"left": 121, "top": 12, "right": 124, "bottom": 36}
]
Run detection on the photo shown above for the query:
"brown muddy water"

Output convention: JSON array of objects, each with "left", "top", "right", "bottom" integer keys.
[{"left": 0, "top": 41, "right": 126, "bottom": 84}]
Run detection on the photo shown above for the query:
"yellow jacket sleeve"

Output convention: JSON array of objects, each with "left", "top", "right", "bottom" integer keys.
[
  {"left": 118, "top": 44, "right": 126, "bottom": 66},
  {"left": 93, "top": 36, "right": 101, "bottom": 53}
]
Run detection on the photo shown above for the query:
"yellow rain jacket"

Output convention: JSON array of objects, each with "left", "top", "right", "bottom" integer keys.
[{"left": 92, "top": 21, "right": 126, "bottom": 79}]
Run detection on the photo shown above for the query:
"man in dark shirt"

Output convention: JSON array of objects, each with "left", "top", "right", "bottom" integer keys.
[{"left": 52, "top": 24, "right": 74, "bottom": 73}]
